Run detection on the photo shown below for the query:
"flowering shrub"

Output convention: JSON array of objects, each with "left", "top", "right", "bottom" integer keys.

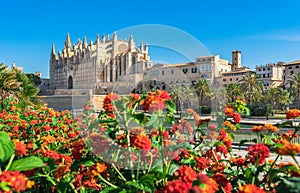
[{"left": 0, "top": 91, "right": 300, "bottom": 192}]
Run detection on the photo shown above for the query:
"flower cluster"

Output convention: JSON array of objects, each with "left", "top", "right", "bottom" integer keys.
[
  {"left": 142, "top": 90, "right": 171, "bottom": 112},
  {"left": 1, "top": 92, "right": 300, "bottom": 193},
  {"left": 286, "top": 109, "right": 300, "bottom": 119}
]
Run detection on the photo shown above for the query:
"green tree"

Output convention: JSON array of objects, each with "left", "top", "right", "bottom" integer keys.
[
  {"left": 171, "top": 84, "right": 193, "bottom": 113},
  {"left": 25, "top": 73, "right": 41, "bottom": 86},
  {"left": 275, "top": 87, "right": 294, "bottom": 111},
  {"left": 0, "top": 63, "right": 18, "bottom": 99},
  {"left": 193, "top": 79, "right": 211, "bottom": 107},
  {"left": 15, "top": 70, "right": 40, "bottom": 108},
  {"left": 239, "top": 72, "right": 263, "bottom": 105},
  {"left": 225, "top": 82, "right": 243, "bottom": 103},
  {"left": 288, "top": 73, "right": 300, "bottom": 106}
]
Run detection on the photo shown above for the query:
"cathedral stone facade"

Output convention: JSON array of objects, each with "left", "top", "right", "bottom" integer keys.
[{"left": 49, "top": 32, "right": 152, "bottom": 91}]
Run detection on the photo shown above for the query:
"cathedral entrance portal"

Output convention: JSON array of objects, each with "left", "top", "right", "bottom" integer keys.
[{"left": 68, "top": 76, "right": 73, "bottom": 89}]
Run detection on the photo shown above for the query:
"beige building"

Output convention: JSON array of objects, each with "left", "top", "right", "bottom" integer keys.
[
  {"left": 283, "top": 60, "right": 300, "bottom": 88},
  {"left": 138, "top": 55, "right": 231, "bottom": 91},
  {"left": 49, "top": 33, "right": 151, "bottom": 93},
  {"left": 256, "top": 62, "right": 284, "bottom": 88},
  {"left": 221, "top": 67, "right": 253, "bottom": 86},
  {"left": 142, "top": 55, "right": 231, "bottom": 86}
]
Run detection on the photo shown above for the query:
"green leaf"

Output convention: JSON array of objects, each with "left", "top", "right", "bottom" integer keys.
[
  {"left": 0, "top": 131, "right": 15, "bottom": 163},
  {"left": 126, "top": 179, "right": 154, "bottom": 192},
  {"left": 132, "top": 113, "right": 145, "bottom": 124},
  {"left": 9, "top": 156, "right": 44, "bottom": 171},
  {"left": 145, "top": 113, "right": 161, "bottom": 128},
  {"left": 165, "top": 100, "right": 176, "bottom": 114},
  {"left": 276, "top": 177, "right": 300, "bottom": 193},
  {"left": 0, "top": 182, "right": 10, "bottom": 191},
  {"left": 275, "top": 121, "right": 293, "bottom": 128},
  {"left": 101, "top": 187, "right": 127, "bottom": 193},
  {"left": 168, "top": 163, "right": 179, "bottom": 176}
]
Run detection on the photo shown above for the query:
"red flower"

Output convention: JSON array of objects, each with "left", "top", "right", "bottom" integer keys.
[
  {"left": 174, "top": 165, "right": 197, "bottom": 183},
  {"left": 44, "top": 150, "right": 60, "bottom": 159},
  {"left": 246, "top": 143, "right": 270, "bottom": 165},
  {"left": 143, "top": 90, "right": 171, "bottom": 112},
  {"left": 216, "top": 145, "right": 228, "bottom": 155},
  {"left": 131, "top": 134, "right": 152, "bottom": 150},
  {"left": 162, "top": 180, "right": 190, "bottom": 193},
  {"left": 43, "top": 125, "right": 51, "bottom": 131},
  {"left": 196, "top": 174, "right": 219, "bottom": 193},
  {"left": 232, "top": 112, "right": 241, "bottom": 123},
  {"left": 0, "top": 171, "right": 29, "bottom": 192},
  {"left": 286, "top": 109, "right": 300, "bottom": 119},
  {"left": 102, "top": 93, "right": 120, "bottom": 117},
  {"left": 195, "top": 157, "right": 210, "bottom": 170},
  {"left": 130, "top": 93, "right": 140, "bottom": 101},
  {"left": 156, "top": 90, "right": 171, "bottom": 100},
  {"left": 14, "top": 140, "right": 27, "bottom": 157},
  {"left": 213, "top": 173, "right": 232, "bottom": 193},
  {"left": 233, "top": 157, "right": 246, "bottom": 166},
  {"left": 30, "top": 120, "right": 38, "bottom": 125}
]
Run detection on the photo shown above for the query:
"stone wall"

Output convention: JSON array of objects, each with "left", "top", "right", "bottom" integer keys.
[{"left": 39, "top": 94, "right": 106, "bottom": 112}]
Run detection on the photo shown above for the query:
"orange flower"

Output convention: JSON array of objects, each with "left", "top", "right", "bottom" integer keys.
[
  {"left": 196, "top": 174, "right": 219, "bottom": 193},
  {"left": 278, "top": 141, "right": 300, "bottom": 156},
  {"left": 238, "top": 184, "right": 266, "bottom": 193},
  {"left": 225, "top": 107, "right": 234, "bottom": 116},
  {"left": 223, "top": 121, "right": 236, "bottom": 131},
  {"left": 13, "top": 140, "right": 27, "bottom": 157},
  {"left": 42, "top": 135, "right": 56, "bottom": 144},
  {"left": 286, "top": 109, "right": 300, "bottom": 119},
  {"left": 53, "top": 164, "right": 71, "bottom": 179},
  {"left": 85, "top": 163, "right": 107, "bottom": 179},
  {"left": 251, "top": 125, "right": 264, "bottom": 132},
  {"left": 263, "top": 124, "right": 278, "bottom": 132}
]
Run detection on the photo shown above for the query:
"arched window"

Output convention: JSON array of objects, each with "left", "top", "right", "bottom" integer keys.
[{"left": 68, "top": 76, "right": 73, "bottom": 89}]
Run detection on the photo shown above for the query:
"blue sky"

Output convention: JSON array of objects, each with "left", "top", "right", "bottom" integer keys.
[{"left": 1, "top": 0, "right": 300, "bottom": 78}]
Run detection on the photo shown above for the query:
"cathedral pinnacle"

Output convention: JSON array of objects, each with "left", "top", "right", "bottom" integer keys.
[
  {"left": 83, "top": 36, "right": 87, "bottom": 48},
  {"left": 51, "top": 43, "right": 56, "bottom": 55},
  {"left": 96, "top": 35, "right": 100, "bottom": 43},
  {"left": 113, "top": 31, "right": 117, "bottom": 40},
  {"left": 65, "top": 33, "right": 71, "bottom": 48}
]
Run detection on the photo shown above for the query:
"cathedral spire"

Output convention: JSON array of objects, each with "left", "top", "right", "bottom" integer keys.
[
  {"left": 96, "top": 34, "right": 100, "bottom": 43},
  {"left": 129, "top": 34, "right": 135, "bottom": 51},
  {"left": 113, "top": 31, "right": 117, "bottom": 41},
  {"left": 83, "top": 36, "right": 87, "bottom": 48},
  {"left": 51, "top": 43, "right": 56, "bottom": 55},
  {"left": 65, "top": 33, "right": 71, "bottom": 48}
]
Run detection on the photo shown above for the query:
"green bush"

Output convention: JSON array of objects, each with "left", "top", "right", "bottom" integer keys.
[
  {"left": 249, "top": 105, "right": 267, "bottom": 116},
  {"left": 199, "top": 106, "right": 212, "bottom": 114}
]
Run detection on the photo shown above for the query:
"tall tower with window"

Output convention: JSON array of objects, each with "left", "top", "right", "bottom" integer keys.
[{"left": 232, "top": 50, "right": 241, "bottom": 71}]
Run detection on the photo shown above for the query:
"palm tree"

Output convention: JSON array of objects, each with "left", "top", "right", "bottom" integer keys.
[
  {"left": 288, "top": 73, "right": 300, "bottom": 106},
  {"left": 171, "top": 84, "right": 193, "bottom": 113},
  {"left": 193, "top": 79, "right": 211, "bottom": 107},
  {"left": 239, "top": 72, "right": 263, "bottom": 106},
  {"left": 14, "top": 70, "right": 40, "bottom": 108},
  {"left": 275, "top": 87, "right": 293, "bottom": 111},
  {"left": 225, "top": 82, "right": 243, "bottom": 103},
  {"left": 0, "top": 63, "right": 18, "bottom": 99}
]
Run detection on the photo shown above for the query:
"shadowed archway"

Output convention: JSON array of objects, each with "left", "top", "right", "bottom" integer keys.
[{"left": 68, "top": 76, "right": 73, "bottom": 89}]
